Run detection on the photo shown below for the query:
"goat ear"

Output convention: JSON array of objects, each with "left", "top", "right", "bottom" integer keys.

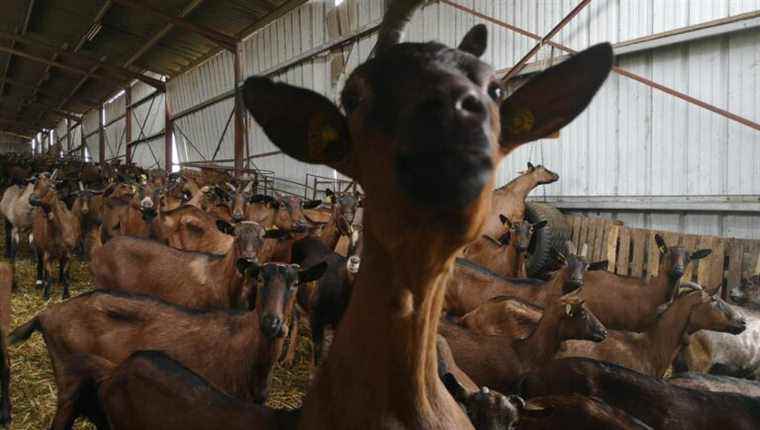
[
  {"left": 243, "top": 77, "right": 353, "bottom": 176},
  {"left": 533, "top": 220, "right": 548, "bottom": 230},
  {"left": 691, "top": 249, "right": 712, "bottom": 260},
  {"left": 522, "top": 403, "right": 553, "bottom": 419},
  {"left": 499, "top": 214, "right": 511, "bottom": 227},
  {"left": 527, "top": 161, "right": 535, "bottom": 170},
  {"left": 441, "top": 373, "right": 469, "bottom": 404},
  {"left": 216, "top": 220, "right": 235, "bottom": 235},
  {"left": 655, "top": 234, "right": 668, "bottom": 255},
  {"left": 500, "top": 43, "right": 613, "bottom": 151},
  {"left": 299, "top": 261, "right": 328, "bottom": 283},
  {"left": 588, "top": 260, "right": 608, "bottom": 271},
  {"left": 457, "top": 24, "right": 488, "bottom": 58}
]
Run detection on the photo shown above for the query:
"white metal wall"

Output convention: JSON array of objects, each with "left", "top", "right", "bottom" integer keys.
[
  {"left": 165, "top": 0, "right": 760, "bottom": 235},
  {"left": 82, "top": 109, "right": 101, "bottom": 161},
  {"left": 104, "top": 93, "right": 127, "bottom": 161}
]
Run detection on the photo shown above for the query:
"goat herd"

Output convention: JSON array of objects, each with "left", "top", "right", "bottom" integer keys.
[{"left": 1, "top": 2, "right": 760, "bottom": 428}]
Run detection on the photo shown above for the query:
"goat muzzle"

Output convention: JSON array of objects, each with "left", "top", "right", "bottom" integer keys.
[{"left": 260, "top": 314, "right": 285, "bottom": 339}]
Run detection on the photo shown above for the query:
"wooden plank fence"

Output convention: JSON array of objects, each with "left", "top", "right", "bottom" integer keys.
[{"left": 568, "top": 215, "right": 760, "bottom": 294}]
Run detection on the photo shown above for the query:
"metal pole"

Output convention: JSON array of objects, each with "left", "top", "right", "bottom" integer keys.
[
  {"left": 165, "top": 92, "right": 173, "bottom": 174},
  {"left": 502, "top": 0, "right": 591, "bottom": 82},
  {"left": 98, "top": 107, "right": 105, "bottom": 165},
  {"left": 66, "top": 118, "right": 71, "bottom": 152},
  {"left": 440, "top": 0, "right": 760, "bottom": 133},
  {"left": 125, "top": 86, "right": 133, "bottom": 164},
  {"left": 233, "top": 46, "right": 244, "bottom": 177}
]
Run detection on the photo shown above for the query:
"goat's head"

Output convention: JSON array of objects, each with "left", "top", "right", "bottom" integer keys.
[
  {"left": 442, "top": 373, "right": 522, "bottom": 430},
  {"left": 496, "top": 215, "right": 547, "bottom": 253},
  {"left": 686, "top": 284, "right": 747, "bottom": 335},
  {"left": 249, "top": 261, "right": 328, "bottom": 339},
  {"left": 230, "top": 180, "right": 255, "bottom": 222},
  {"left": 243, "top": 11, "right": 612, "bottom": 254},
  {"left": 554, "top": 288, "right": 607, "bottom": 342},
  {"left": 654, "top": 234, "right": 712, "bottom": 282},
  {"left": 555, "top": 242, "right": 608, "bottom": 291},
  {"left": 216, "top": 220, "right": 282, "bottom": 271},
  {"left": 520, "top": 162, "right": 559, "bottom": 185},
  {"left": 729, "top": 275, "right": 760, "bottom": 310}
]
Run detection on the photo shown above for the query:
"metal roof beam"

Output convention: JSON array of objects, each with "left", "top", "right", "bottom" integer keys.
[
  {"left": 0, "top": 31, "right": 165, "bottom": 90},
  {"left": 0, "top": 44, "right": 121, "bottom": 84},
  {"left": 124, "top": 0, "right": 206, "bottom": 67},
  {"left": 0, "top": 130, "right": 34, "bottom": 140},
  {"left": 111, "top": 0, "right": 238, "bottom": 51},
  {"left": 0, "top": 78, "right": 99, "bottom": 108},
  {"left": 0, "top": 0, "right": 36, "bottom": 97}
]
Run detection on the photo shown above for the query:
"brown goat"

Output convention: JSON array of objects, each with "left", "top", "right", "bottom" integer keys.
[
  {"left": 580, "top": 234, "right": 711, "bottom": 331},
  {"left": 0, "top": 263, "right": 11, "bottom": 426},
  {"left": 90, "top": 221, "right": 281, "bottom": 309},
  {"left": 482, "top": 162, "right": 559, "bottom": 239},
  {"left": 10, "top": 261, "right": 324, "bottom": 429},
  {"left": 30, "top": 176, "right": 81, "bottom": 299},
  {"left": 445, "top": 249, "right": 608, "bottom": 316},
  {"left": 440, "top": 288, "right": 607, "bottom": 393},
  {"left": 668, "top": 372, "right": 760, "bottom": 397},
  {"left": 61, "top": 351, "right": 299, "bottom": 430},
  {"left": 462, "top": 215, "right": 546, "bottom": 278},
  {"left": 242, "top": 3, "right": 612, "bottom": 425},
  {"left": 557, "top": 286, "right": 746, "bottom": 377},
  {"left": 71, "top": 185, "right": 105, "bottom": 259},
  {"left": 457, "top": 296, "right": 543, "bottom": 337},
  {"left": 156, "top": 204, "right": 234, "bottom": 254}
]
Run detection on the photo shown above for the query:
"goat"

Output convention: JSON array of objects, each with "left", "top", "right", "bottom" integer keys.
[
  {"left": 71, "top": 183, "right": 105, "bottom": 259},
  {"left": 557, "top": 285, "right": 746, "bottom": 377},
  {"left": 677, "top": 302, "right": 760, "bottom": 379},
  {"left": 241, "top": 1, "right": 613, "bottom": 425},
  {"left": 668, "top": 372, "right": 760, "bottom": 397},
  {"left": 10, "top": 261, "right": 324, "bottom": 429},
  {"left": 0, "top": 263, "right": 11, "bottom": 426},
  {"left": 90, "top": 221, "right": 282, "bottom": 309},
  {"left": 30, "top": 175, "right": 81, "bottom": 299},
  {"left": 729, "top": 274, "right": 760, "bottom": 311},
  {"left": 316, "top": 189, "right": 360, "bottom": 252},
  {"left": 60, "top": 351, "right": 300, "bottom": 430},
  {"left": 456, "top": 296, "right": 542, "bottom": 337},
  {"left": 445, "top": 244, "right": 608, "bottom": 316},
  {"left": 157, "top": 204, "right": 235, "bottom": 254},
  {"left": 580, "top": 234, "right": 711, "bottom": 331},
  {"left": 290, "top": 237, "right": 354, "bottom": 365},
  {"left": 0, "top": 177, "right": 36, "bottom": 276},
  {"left": 440, "top": 288, "right": 607, "bottom": 393},
  {"left": 462, "top": 215, "right": 546, "bottom": 278},
  {"left": 483, "top": 162, "right": 559, "bottom": 239},
  {"left": 438, "top": 337, "right": 650, "bottom": 430},
  {"left": 518, "top": 357, "right": 760, "bottom": 430}
]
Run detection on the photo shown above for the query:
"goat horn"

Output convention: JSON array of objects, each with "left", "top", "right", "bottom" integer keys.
[
  {"left": 373, "top": 0, "right": 426, "bottom": 56},
  {"left": 78, "top": 181, "right": 84, "bottom": 191},
  {"left": 225, "top": 182, "right": 237, "bottom": 192}
]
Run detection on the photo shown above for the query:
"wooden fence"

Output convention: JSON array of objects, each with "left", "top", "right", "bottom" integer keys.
[{"left": 568, "top": 215, "right": 760, "bottom": 293}]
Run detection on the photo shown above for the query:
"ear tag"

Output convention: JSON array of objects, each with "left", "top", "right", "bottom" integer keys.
[
  {"left": 507, "top": 106, "right": 535, "bottom": 136},
  {"left": 658, "top": 245, "right": 667, "bottom": 254},
  {"left": 565, "top": 304, "right": 573, "bottom": 317}
]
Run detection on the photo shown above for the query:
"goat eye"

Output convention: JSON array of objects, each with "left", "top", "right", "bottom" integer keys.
[{"left": 487, "top": 83, "right": 504, "bottom": 101}]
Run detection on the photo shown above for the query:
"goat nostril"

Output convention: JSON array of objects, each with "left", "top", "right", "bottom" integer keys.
[{"left": 456, "top": 92, "right": 486, "bottom": 118}]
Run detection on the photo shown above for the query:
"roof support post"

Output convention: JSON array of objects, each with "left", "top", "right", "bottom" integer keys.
[
  {"left": 125, "top": 86, "right": 133, "bottom": 164},
  {"left": 233, "top": 46, "right": 244, "bottom": 177},
  {"left": 99, "top": 107, "right": 105, "bottom": 165},
  {"left": 165, "top": 93, "right": 173, "bottom": 174},
  {"left": 66, "top": 118, "right": 71, "bottom": 152}
]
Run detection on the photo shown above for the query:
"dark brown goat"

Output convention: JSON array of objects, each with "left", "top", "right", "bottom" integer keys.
[
  {"left": 62, "top": 351, "right": 300, "bottom": 430},
  {"left": 440, "top": 288, "right": 607, "bottom": 393},
  {"left": 557, "top": 287, "right": 746, "bottom": 377},
  {"left": 90, "top": 221, "right": 281, "bottom": 309},
  {"left": 30, "top": 176, "right": 81, "bottom": 299},
  {"left": 0, "top": 262, "right": 11, "bottom": 426},
  {"left": 71, "top": 184, "right": 105, "bottom": 259},
  {"left": 518, "top": 358, "right": 760, "bottom": 430},
  {"left": 10, "top": 261, "right": 324, "bottom": 429},
  {"left": 668, "top": 372, "right": 760, "bottom": 397}
]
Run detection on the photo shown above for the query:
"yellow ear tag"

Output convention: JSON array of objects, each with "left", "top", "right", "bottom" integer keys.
[{"left": 508, "top": 107, "right": 535, "bottom": 135}]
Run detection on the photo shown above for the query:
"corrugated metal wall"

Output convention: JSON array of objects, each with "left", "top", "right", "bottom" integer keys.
[
  {"left": 165, "top": 0, "right": 760, "bottom": 236},
  {"left": 104, "top": 93, "right": 127, "bottom": 161},
  {"left": 82, "top": 110, "right": 101, "bottom": 161}
]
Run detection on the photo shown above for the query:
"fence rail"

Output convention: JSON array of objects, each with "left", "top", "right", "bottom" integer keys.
[{"left": 568, "top": 215, "right": 760, "bottom": 294}]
